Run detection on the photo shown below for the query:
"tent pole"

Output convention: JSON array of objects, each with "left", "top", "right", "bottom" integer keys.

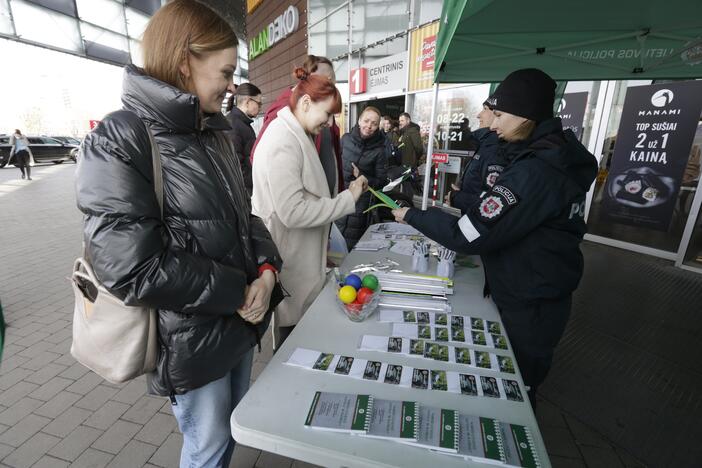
[{"left": 421, "top": 81, "right": 440, "bottom": 210}]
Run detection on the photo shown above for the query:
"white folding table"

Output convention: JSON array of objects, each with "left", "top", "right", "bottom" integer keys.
[{"left": 231, "top": 228, "right": 551, "bottom": 468}]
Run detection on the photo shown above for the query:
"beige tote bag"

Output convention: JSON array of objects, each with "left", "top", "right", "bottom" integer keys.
[{"left": 70, "top": 122, "right": 162, "bottom": 384}]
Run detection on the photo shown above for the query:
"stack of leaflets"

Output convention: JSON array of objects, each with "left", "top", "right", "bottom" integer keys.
[
  {"left": 500, "top": 422, "right": 541, "bottom": 468},
  {"left": 304, "top": 391, "right": 373, "bottom": 434},
  {"left": 374, "top": 271, "right": 453, "bottom": 296},
  {"left": 401, "top": 405, "right": 460, "bottom": 453},
  {"left": 379, "top": 294, "right": 452, "bottom": 313},
  {"left": 453, "top": 414, "right": 505, "bottom": 464},
  {"left": 303, "top": 392, "right": 540, "bottom": 467},
  {"left": 362, "top": 399, "right": 419, "bottom": 442}
]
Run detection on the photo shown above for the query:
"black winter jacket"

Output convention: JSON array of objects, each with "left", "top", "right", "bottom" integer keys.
[
  {"left": 405, "top": 118, "right": 597, "bottom": 308},
  {"left": 335, "top": 125, "right": 388, "bottom": 248},
  {"left": 452, "top": 128, "right": 501, "bottom": 213},
  {"left": 398, "top": 122, "right": 424, "bottom": 167},
  {"left": 75, "top": 65, "right": 283, "bottom": 396},
  {"left": 226, "top": 106, "right": 255, "bottom": 195}
]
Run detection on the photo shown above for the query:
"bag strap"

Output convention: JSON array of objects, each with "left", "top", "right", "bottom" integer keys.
[
  {"left": 145, "top": 123, "right": 164, "bottom": 218},
  {"left": 80, "top": 120, "right": 164, "bottom": 262}
]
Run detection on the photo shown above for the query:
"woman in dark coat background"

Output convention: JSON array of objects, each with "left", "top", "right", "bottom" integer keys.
[
  {"left": 336, "top": 106, "right": 388, "bottom": 248},
  {"left": 226, "top": 82, "right": 262, "bottom": 195}
]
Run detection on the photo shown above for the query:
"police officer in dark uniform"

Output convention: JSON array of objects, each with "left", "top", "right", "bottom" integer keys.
[
  {"left": 450, "top": 105, "right": 502, "bottom": 213},
  {"left": 393, "top": 69, "right": 598, "bottom": 405}
]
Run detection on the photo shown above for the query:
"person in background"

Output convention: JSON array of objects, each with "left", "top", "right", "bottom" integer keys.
[
  {"left": 449, "top": 105, "right": 501, "bottom": 212},
  {"left": 392, "top": 68, "right": 598, "bottom": 407},
  {"left": 226, "top": 82, "right": 262, "bottom": 194},
  {"left": 336, "top": 106, "right": 388, "bottom": 249},
  {"left": 252, "top": 68, "right": 368, "bottom": 351},
  {"left": 75, "top": 2, "right": 282, "bottom": 466},
  {"left": 8, "top": 129, "right": 33, "bottom": 180},
  {"left": 380, "top": 115, "right": 401, "bottom": 166},
  {"left": 397, "top": 112, "right": 424, "bottom": 168},
  {"left": 251, "top": 55, "right": 344, "bottom": 193}
]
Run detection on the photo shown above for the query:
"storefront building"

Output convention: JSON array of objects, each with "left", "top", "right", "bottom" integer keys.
[
  {"left": 246, "top": 0, "right": 308, "bottom": 111},
  {"left": 247, "top": 1, "right": 702, "bottom": 274}
]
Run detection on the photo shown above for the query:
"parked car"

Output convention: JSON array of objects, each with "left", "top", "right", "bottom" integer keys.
[
  {"left": 0, "top": 136, "right": 79, "bottom": 167},
  {"left": 50, "top": 136, "right": 82, "bottom": 146}
]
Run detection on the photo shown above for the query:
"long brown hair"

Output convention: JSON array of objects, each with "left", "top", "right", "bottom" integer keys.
[
  {"left": 142, "top": 0, "right": 238, "bottom": 91},
  {"left": 509, "top": 120, "right": 537, "bottom": 142}
]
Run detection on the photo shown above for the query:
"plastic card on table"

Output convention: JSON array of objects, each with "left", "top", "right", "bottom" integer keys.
[
  {"left": 284, "top": 348, "right": 526, "bottom": 402},
  {"left": 391, "top": 323, "right": 508, "bottom": 350}
]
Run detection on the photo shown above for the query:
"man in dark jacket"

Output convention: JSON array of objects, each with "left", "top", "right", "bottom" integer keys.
[
  {"left": 226, "top": 82, "right": 262, "bottom": 195},
  {"left": 393, "top": 69, "right": 598, "bottom": 405},
  {"left": 336, "top": 106, "right": 388, "bottom": 248},
  {"left": 381, "top": 115, "right": 401, "bottom": 166},
  {"left": 398, "top": 112, "right": 424, "bottom": 168}
]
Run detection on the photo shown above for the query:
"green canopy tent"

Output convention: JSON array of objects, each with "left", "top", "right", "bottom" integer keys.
[{"left": 420, "top": 0, "right": 702, "bottom": 208}]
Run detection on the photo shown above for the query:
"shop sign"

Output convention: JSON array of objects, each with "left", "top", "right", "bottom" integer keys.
[
  {"left": 409, "top": 21, "right": 439, "bottom": 92},
  {"left": 249, "top": 5, "right": 300, "bottom": 61},
  {"left": 432, "top": 152, "right": 449, "bottom": 164},
  {"left": 601, "top": 81, "right": 702, "bottom": 231},
  {"left": 350, "top": 67, "right": 367, "bottom": 94},
  {"left": 351, "top": 52, "right": 406, "bottom": 95},
  {"left": 556, "top": 92, "right": 588, "bottom": 141},
  {"left": 89, "top": 120, "right": 100, "bottom": 130}
]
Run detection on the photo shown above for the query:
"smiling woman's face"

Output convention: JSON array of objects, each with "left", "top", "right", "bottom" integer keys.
[{"left": 181, "top": 47, "right": 238, "bottom": 114}]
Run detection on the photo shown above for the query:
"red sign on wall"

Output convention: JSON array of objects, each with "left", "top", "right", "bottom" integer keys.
[
  {"left": 350, "top": 67, "right": 368, "bottom": 94},
  {"left": 421, "top": 35, "right": 436, "bottom": 72},
  {"left": 432, "top": 152, "right": 449, "bottom": 164},
  {"left": 89, "top": 120, "right": 100, "bottom": 130}
]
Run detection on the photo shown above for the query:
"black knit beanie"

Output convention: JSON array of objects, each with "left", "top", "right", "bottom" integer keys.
[{"left": 484, "top": 68, "right": 556, "bottom": 122}]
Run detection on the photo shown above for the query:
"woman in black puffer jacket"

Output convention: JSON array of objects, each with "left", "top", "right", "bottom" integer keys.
[
  {"left": 336, "top": 106, "right": 388, "bottom": 248},
  {"left": 75, "top": 2, "right": 281, "bottom": 466}
]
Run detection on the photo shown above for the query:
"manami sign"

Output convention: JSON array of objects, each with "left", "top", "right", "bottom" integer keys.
[{"left": 249, "top": 5, "right": 300, "bottom": 60}]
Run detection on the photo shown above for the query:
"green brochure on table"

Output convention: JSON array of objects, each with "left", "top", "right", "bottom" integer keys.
[
  {"left": 304, "top": 391, "right": 374, "bottom": 434},
  {"left": 364, "top": 187, "right": 401, "bottom": 213}
]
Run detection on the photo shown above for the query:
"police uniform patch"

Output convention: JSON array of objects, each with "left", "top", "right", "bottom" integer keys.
[
  {"left": 486, "top": 171, "right": 501, "bottom": 188},
  {"left": 479, "top": 196, "right": 503, "bottom": 219},
  {"left": 475, "top": 185, "right": 519, "bottom": 223}
]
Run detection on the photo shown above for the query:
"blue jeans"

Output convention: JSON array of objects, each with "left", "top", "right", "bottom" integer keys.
[{"left": 172, "top": 348, "right": 254, "bottom": 468}]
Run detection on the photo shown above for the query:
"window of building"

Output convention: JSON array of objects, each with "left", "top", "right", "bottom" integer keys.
[
  {"left": 0, "top": 0, "right": 13, "bottom": 34},
  {"left": 11, "top": 0, "right": 82, "bottom": 53},
  {"left": 125, "top": 7, "right": 150, "bottom": 40},
  {"left": 76, "top": 0, "right": 126, "bottom": 35}
]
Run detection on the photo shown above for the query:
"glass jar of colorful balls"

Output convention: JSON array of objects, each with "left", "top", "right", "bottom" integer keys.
[{"left": 335, "top": 273, "right": 381, "bottom": 322}]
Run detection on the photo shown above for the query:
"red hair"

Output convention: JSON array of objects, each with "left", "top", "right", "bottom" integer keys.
[{"left": 289, "top": 67, "right": 342, "bottom": 113}]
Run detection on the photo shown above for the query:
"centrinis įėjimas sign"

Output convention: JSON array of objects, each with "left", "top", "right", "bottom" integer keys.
[{"left": 249, "top": 5, "right": 300, "bottom": 60}]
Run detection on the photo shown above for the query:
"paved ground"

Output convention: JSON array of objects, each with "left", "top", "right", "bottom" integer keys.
[{"left": 0, "top": 164, "right": 648, "bottom": 467}]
